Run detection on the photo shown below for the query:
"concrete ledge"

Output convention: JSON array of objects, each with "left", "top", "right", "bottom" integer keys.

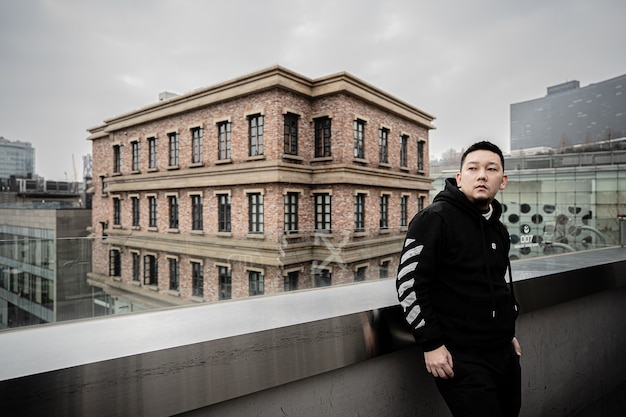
[{"left": 0, "top": 248, "right": 625, "bottom": 416}]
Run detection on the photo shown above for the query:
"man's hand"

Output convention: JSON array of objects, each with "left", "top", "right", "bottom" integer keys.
[
  {"left": 424, "top": 345, "right": 454, "bottom": 379},
  {"left": 512, "top": 337, "right": 522, "bottom": 356}
]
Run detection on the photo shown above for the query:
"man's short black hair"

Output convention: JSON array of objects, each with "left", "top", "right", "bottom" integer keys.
[{"left": 460, "top": 141, "right": 505, "bottom": 171}]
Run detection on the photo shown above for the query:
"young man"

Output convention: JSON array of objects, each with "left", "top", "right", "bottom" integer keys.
[{"left": 396, "top": 141, "right": 521, "bottom": 416}]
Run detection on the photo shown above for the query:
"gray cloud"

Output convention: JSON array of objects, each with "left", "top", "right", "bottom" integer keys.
[{"left": 1, "top": 0, "right": 624, "bottom": 179}]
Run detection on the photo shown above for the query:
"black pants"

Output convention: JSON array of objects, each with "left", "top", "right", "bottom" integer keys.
[{"left": 434, "top": 346, "right": 521, "bottom": 417}]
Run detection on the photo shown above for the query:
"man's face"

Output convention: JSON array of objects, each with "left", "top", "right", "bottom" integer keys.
[{"left": 456, "top": 149, "right": 508, "bottom": 210}]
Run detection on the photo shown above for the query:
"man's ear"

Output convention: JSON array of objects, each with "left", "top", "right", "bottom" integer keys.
[
  {"left": 499, "top": 174, "right": 509, "bottom": 190},
  {"left": 455, "top": 172, "right": 462, "bottom": 187}
]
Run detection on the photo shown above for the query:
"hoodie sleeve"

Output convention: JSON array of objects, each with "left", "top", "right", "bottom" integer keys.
[{"left": 396, "top": 209, "right": 445, "bottom": 352}]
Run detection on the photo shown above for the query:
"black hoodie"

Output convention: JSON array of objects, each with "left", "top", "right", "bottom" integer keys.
[{"left": 396, "top": 178, "right": 518, "bottom": 352}]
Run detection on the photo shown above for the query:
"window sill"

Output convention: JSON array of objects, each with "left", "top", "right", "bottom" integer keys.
[
  {"left": 353, "top": 231, "right": 367, "bottom": 237},
  {"left": 111, "top": 172, "right": 122, "bottom": 177},
  {"left": 284, "top": 232, "right": 304, "bottom": 239},
  {"left": 353, "top": 158, "right": 369, "bottom": 164},
  {"left": 130, "top": 170, "right": 141, "bottom": 175},
  {"left": 217, "top": 231, "right": 232, "bottom": 237},
  {"left": 146, "top": 285, "right": 159, "bottom": 292},
  {"left": 190, "top": 296, "right": 204, "bottom": 303},
  {"left": 190, "top": 230, "right": 204, "bottom": 235},
  {"left": 132, "top": 226, "right": 141, "bottom": 231},
  {"left": 112, "top": 276, "right": 122, "bottom": 282},
  {"left": 131, "top": 281, "right": 141, "bottom": 287},
  {"left": 167, "top": 290, "right": 180, "bottom": 297},
  {"left": 147, "top": 168, "right": 159, "bottom": 173},
  {"left": 379, "top": 228, "right": 390, "bottom": 234},
  {"left": 188, "top": 162, "right": 204, "bottom": 169},
  {"left": 167, "top": 228, "right": 180, "bottom": 234},
  {"left": 312, "top": 156, "right": 334, "bottom": 163},
  {"left": 112, "top": 225, "right": 122, "bottom": 229},
  {"left": 167, "top": 165, "right": 180, "bottom": 171},
  {"left": 147, "top": 227, "right": 158, "bottom": 232},
  {"left": 400, "top": 166, "right": 410, "bottom": 172},
  {"left": 245, "top": 155, "right": 266, "bottom": 162},
  {"left": 215, "top": 159, "right": 232, "bottom": 165},
  {"left": 282, "top": 154, "right": 304, "bottom": 162},
  {"left": 378, "top": 163, "right": 391, "bottom": 168},
  {"left": 246, "top": 233, "right": 265, "bottom": 240}
]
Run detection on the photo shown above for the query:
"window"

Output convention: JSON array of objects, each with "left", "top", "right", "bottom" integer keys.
[
  {"left": 249, "top": 114, "right": 264, "bottom": 156},
  {"left": 400, "top": 195, "right": 409, "bottom": 227},
  {"left": 284, "top": 113, "right": 299, "bottom": 155},
  {"left": 315, "top": 193, "right": 332, "bottom": 232},
  {"left": 355, "top": 266, "right": 367, "bottom": 282},
  {"left": 113, "top": 145, "right": 121, "bottom": 173},
  {"left": 380, "top": 261, "right": 390, "bottom": 279},
  {"left": 218, "top": 266, "right": 232, "bottom": 300},
  {"left": 191, "top": 127, "right": 203, "bottom": 164},
  {"left": 144, "top": 254, "right": 158, "bottom": 286},
  {"left": 249, "top": 193, "right": 264, "bottom": 233},
  {"left": 218, "top": 194, "right": 231, "bottom": 232},
  {"left": 400, "top": 135, "right": 408, "bottom": 167},
  {"left": 109, "top": 249, "right": 121, "bottom": 277},
  {"left": 218, "top": 121, "right": 231, "bottom": 160},
  {"left": 131, "top": 196, "right": 139, "bottom": 227},
  {"left": 249, "top": 270, "right": 264, "bottom": 296},
  {"left": 131, "top": 141, "right": 140, "bottom": 171},
  {"left": 168, "top": 195, "right": 179, "bottom": 229},
  {"left": 285, "top": 271, "right": 299, "bottom": 291},
  {"left": 314, "top": 268, "right": 331, "bottom": 287},
  {"left": 148, "top": 137, "right": 158, "bottom": 169},
  {"left": 314, "top": 117, "right": 332, "bottom": 157},
  {"left": 418, "top": 195, "right": 425, "bottom": 212},
  {"left": 132, "top": 252, "right": 140, "bottom": 282},
  {"left": 284, "top": 192, "right": 299, "bottom": 234},
  {"left": 148, "top": 196, "right": 158, "bottom": 228},
  {"left": 379, "top": 128, "right": 389, "bottom": 163},
  {"left": 354, "top": 193, "right": 365, "bottom": 232},
  {"left": 192, "top": 262, "right": 203, "bottom": 297},
  {"left": 354, "top": 120, "right": 365, "bottom": 159},
  {"left": 168, "top": 132, "right": 179, "bottom": 167},
  {"left": 169, "top": 258, "right": 179, "bottom": 291},
  {"left": 191, "top": 195, "right": 203, "bottom": 231},
  {"left": 418, "top": 140, "right": 425, "bottom": 171},
  {"left": 113, "top": 198, "right": 121, "bottom": 226},
  {"left": 380, "top": 195, "right": 389, "bottom": 229}
]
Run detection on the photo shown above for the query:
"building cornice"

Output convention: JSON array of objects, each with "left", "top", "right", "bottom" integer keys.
[{"left": 86, "top": 65, "right": 435, "bottom": 140}]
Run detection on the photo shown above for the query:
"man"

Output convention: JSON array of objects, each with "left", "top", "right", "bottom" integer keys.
[{"left": 396, "top": 141, "right": 521, "bottom": 416}]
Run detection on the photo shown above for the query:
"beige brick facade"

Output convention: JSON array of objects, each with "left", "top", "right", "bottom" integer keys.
[{"left": 86, "top": 66, "right": 435, "bottom": 308}]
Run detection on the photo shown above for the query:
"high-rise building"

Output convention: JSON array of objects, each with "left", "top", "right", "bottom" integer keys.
[
  {"left": 510, "top": 74, "right": 626, "bottom": 151},
  {"left": 86, "top": 66, "right": 435, "bottom": 308},
  {"left": 0, "top": 136, "right": 35, "bottom": 180}
]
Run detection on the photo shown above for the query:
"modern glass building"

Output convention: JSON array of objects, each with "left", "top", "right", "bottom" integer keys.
[
  {"left": 0, "top": 136, "right": 35, "bottom": 181},
  {"left": 510, "top": 74, "right": 626, "bottom": 151}
]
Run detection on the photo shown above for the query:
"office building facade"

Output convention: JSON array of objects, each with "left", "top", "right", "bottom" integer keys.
[
  {"left": 87, "top": 66, "right": 435, "bottom": 307},
  {"left": 510, "top": 74, "right": 626, "bottom": 151},
  {"left": 0, "top": 208, "right": 93, "bottom": 328},
  {"left": 0, "top": 136, "right": 35, "bottom": 182}
]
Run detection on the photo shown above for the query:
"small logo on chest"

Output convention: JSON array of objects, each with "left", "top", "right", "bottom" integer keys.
[{"left": 491, "top": 242, "right": 497, "bottom": 250}]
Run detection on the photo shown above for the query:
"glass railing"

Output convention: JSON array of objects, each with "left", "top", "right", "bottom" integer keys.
[{"left": 432, "top": 158, "right": 626, "bottom": 260}]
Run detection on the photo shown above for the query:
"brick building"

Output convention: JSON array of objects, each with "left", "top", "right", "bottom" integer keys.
[{"left": 86, "top": 66, "right": 435, "bottom": 309}]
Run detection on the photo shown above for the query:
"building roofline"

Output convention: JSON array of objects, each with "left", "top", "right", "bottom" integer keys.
[{"left": 87, "top": 65, "right": 435, "bottom": 140}]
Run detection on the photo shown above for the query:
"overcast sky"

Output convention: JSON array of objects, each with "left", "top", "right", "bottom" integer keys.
[{"left": 1, "top": 0, "right": 624, "bottom": 180}]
